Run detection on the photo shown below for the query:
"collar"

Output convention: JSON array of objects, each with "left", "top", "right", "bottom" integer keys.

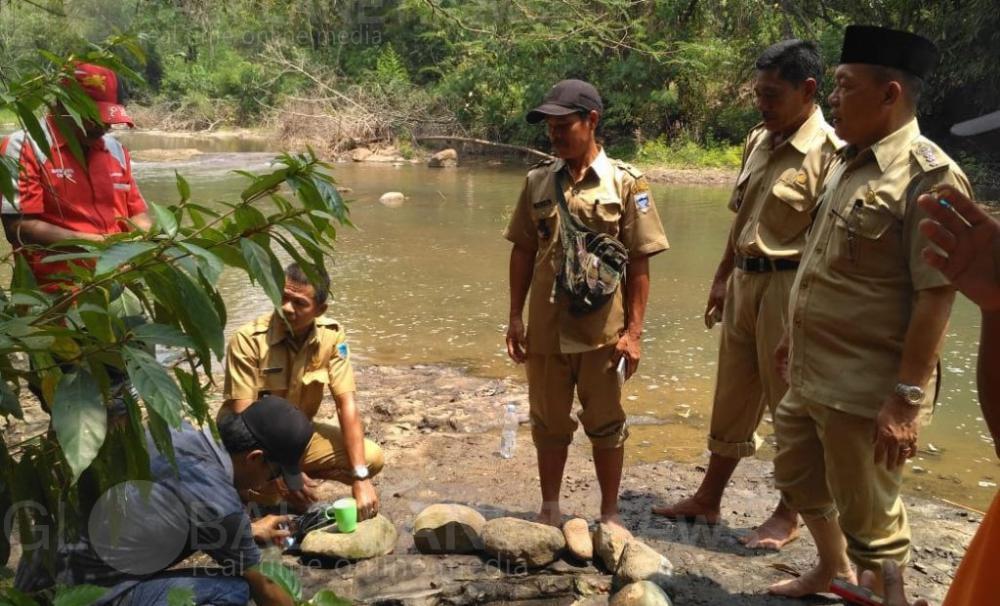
[
  {"left": 785, "top": 106, "right": 827, "bottom": 154},
  {"left": 841, "top": 118, "right": 921, "bottom": 173},
  {"left": 550, "top": 147, "right": 612, "bottom": 183},
  {"left": 266, "top": 311, "right": 318, "bottom": 347}
]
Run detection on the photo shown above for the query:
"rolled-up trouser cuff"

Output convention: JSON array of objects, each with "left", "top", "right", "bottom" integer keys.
[
  {"left": 587, "top": 424, "right": 629, "bottom": 450},
  {"left": 707, "top": 434, "right": 763, "bottom": 459}
]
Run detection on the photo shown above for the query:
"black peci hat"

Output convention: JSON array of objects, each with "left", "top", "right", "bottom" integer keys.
[
  {"left": 526, "top": 79, "right": 603, "bottom": 124},
  {"left": 839, "top": 25, "right": 938, "bottom": 79}
]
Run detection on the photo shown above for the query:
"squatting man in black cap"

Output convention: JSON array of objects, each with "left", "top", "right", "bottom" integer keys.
[
  {"left": 504, "top": 79, "right": 669, "bottom": 531},
  {"left": 768, "top": 26, "right": 973, "bottom": 598},
  {"left": 15, "top": 396, "right": 312, "bottom": 606}
]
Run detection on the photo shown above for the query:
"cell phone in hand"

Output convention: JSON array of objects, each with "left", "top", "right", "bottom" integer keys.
[
  {"left": 830, "top": 579, "right": 883, "bottom": 606},
  {"left": 616, "top": 356, "right": 627, "bottom": 387}
]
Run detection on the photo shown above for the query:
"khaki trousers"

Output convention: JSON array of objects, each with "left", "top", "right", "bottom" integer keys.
[
  {"left": 249, "top": 422, "right": 385, "bottom": 505},
  {"left": 708, "top": 268, "right": 796, "bottom": 458},
  {"left": 773, "top": 391, "right": 911, "bottom": 571}
]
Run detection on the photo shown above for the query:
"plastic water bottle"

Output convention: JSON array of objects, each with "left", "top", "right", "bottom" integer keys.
[{"left": 500, "top": 403, "right": 518, "bottom": 459}]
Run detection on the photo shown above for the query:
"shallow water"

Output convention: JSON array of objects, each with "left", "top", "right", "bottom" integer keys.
[{"left": 7, "top": 132, "right": 998, "bottom": 510}]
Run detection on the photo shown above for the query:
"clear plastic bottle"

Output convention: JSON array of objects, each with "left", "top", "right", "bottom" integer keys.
[{"left": 500, "top": 403, "right": 518, "bottom": 459}]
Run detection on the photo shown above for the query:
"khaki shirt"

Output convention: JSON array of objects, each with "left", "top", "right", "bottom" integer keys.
[
  {"left": 504, "top": 148, "right": 670, "bottom": 354},
  {"left": 223, "top": 312, "right": 356, "bottom": 419},
  {"left": 729, "top": 107, "right": 842, "bottom": 259},
  {"left": 788, "top": 118, "right": 973, "bottom": 418}
]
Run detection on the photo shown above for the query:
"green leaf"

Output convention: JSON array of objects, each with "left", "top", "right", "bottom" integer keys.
[
  {"left": 123, "top": 346, "right": 183, "bottom": 428},
  {"left": 40, "top": 251, "right": 101, "bottom": 264},
  {"left": 49, "top": 112, "right": 88, "bottom": 171},
  {"left": 146, "top": 401, "right": 177, "bottom": 472},
  {"left": 240, "top": 167, "right": 289, "bottom": 202},
  {"left": 130, "top": 323, "right": 194, "bottom": 349},
  {"left": 51, "top": 370, "right": 107, "bottom": 482},
  {"left": 240, "top": 238, "right": 284, "bottom": 307},
  {"left": 175, "top": 367, "right": 208, "bottom": 425},
  {"left": 150, "top": 202, "right": 179, "bottom": 238},
  {"left": 0, "top": 587, "right": 39, "bottom": 606},
  {"left": 175, "top": 171, "right": 191, "bottom": 204},
  {"left": 177, "top": 242, "right": 224, "bottom": 284},
  {"left": 12, "top": 255, "right": 37, "bottom": 290},
  {"left": 14, "top": 102, "right": 52, "bottom": 163},
  {"left": 95, "top": 241, "right": 158, "bottom": 276},
  {"left": 256, "top": 561, "right": 302, "bottom": 600},
  {"left": 53, "top": 585, "right": 108, "bottom": 606},
  {"left": 309, "top": 590, "right": 353, "bottom": 606},
  {"left": 0, "top": 154, "right": 19, "bottom": 208},
  {"left": 1, "top": 379, "right": 23, "bottom": 420},
  {"left": 167, "top": 586, "right": 195, "bottom": 606}
]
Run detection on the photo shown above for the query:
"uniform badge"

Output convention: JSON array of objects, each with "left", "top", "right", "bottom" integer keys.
[
  {"left": 916, "top": 143, "right": 938, "bottom": 167},
  {"left": 634, "top": 178, "right": 650, "bottom": 193},
  {"left": 795, "top": 170, "right": 808, "bottom": 185},
  {"left": 337, "top": 342, "right": 350, "bottom": 360},
  {"left": 634, "top": 192, "right": 651, "bottom": 213}
]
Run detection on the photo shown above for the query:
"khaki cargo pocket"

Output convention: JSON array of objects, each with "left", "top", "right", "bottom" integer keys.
[
  {"left": 530, "top": 202, "right": 558, "bottom": 241},
  {"left": 830, "top": 194, "right": 901, "bottom": 277},
  {"left": 760, "top": 169, "right": 813, "bottom": 246},
  {"left": 299, "top": 369, "right": 329, "bottom": 419}
]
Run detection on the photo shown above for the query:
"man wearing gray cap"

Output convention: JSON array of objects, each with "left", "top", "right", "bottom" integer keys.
[
  {"left": 16, "top": 396, "right": 312, "bottom": 605},
  {"left": 504, "top": 79, "right": 669, "bottom": 529},
  {"left": 769, "top": 26, "right": 973, "bottom": 597}
]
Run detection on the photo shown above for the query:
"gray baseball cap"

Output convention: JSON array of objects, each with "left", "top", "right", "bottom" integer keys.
[{"left": 526, "top": 79, "right": 603, "bottom": 124}]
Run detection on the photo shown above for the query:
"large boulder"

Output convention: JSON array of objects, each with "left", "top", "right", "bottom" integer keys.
[
  {"left": 412, "top": 503, "right": 486, "bottom": 554},
  {"left": 379, "top": 192, "right": 406, "bottom": 208},
  {"left": 428, "top": 148, "right": 458, "bottom": 168},
  {"left": 351, "top": 147, "right": 373, "bottom": 162},
  {"left": 615, "top": 540, "right": 673, "bottom": 585},
  {"left": 610, "top": 581, "right": 672, "bottom": 606},
  {"left": 300, "top": 514, "right": 397, "bottom": 561},
  {"left": 593, "top": 523, "right": 632, "bottom": 571},
  {"left": 563, "top": 518, "right": 593, "bottom": 561},
  {"left": 481, "top": 517, "right": 565, "bottom": 568}
]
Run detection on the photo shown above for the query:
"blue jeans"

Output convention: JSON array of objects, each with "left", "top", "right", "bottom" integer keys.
[{"left": 115, "top": 573, "right": 249, "bottom": 606}]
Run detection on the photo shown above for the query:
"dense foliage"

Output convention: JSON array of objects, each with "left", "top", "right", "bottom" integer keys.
[{"left": 2, "top": 0, "right": 997, "bottom": 177}]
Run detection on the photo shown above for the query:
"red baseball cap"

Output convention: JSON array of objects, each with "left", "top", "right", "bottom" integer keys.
[{"left": 69, "top": 63, "right": 134, "bottom": 128}]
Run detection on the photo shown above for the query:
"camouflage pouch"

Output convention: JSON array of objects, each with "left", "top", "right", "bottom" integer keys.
[{"left": 553, "top": 174, "right": 629, "bottom": 315}]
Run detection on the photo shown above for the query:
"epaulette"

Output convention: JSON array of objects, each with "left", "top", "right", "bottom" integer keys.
[
  {"left": 529, "top": 157, "right": 556, "bottom": 170},
  {"left": 315, "top": 316, "right": 342, "bottom": 331},
  {"left": 911, "top": 140, "right": 949, "bottom": 174},
  {"left": 249, "top": 314, "right": 272, "bottom": 335},
  {"left": 612, "top": 159, "right": 644, "bottom": 179}
]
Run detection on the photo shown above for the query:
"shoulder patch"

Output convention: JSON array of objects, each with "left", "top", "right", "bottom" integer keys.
[
  {"left": 911, "top": 141, "right": 948, "bottom": 173},
  {"left": 336, "top": 341, "right": 350, "bottom": 360}
]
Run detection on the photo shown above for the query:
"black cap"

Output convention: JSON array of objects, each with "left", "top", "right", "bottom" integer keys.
[
  {"left": 839, "top": 25, "right": 938, "bottom": 79},
  {"left": 240, "top": 395, "right": 313, "bottom": 491},
  {"left": 526, "top": 79, "right": 603, "bottom": 124}
]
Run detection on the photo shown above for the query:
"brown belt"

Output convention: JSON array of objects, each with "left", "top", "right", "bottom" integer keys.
[{"left": 734, "top": 254, "right": 800, "bottom": 273}]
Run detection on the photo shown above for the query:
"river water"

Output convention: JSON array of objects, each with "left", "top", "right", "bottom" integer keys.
[{"left": 4, "top": 131, "right": 997, "bottom": 510}]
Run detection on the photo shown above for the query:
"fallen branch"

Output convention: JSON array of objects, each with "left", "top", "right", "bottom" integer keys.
[{"left": 416, "top": 136, "right": 554, "bottom": 161}]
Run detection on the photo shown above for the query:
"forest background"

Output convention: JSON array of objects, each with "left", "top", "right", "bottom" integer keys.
[{"left": 1, "top": 0, "right": 999, "bottom": 190}]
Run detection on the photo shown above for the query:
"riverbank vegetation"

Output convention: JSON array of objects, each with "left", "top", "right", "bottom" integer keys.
[{"left": 0, "top": 0, "right": 998, "bottom": 184}]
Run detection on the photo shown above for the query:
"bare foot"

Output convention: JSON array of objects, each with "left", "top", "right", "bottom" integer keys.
[
  {"left": 535, "top": 507, "right": 562, "bottom": 527},
  {"left": 599, "top": 513, "right": 631, "bottom": 535},
  {"left": 768, "top": 564, "right": 856, "bottom": 598},
  {"left": 650, "top": 495, "right": 721, "bottom": 525},
  {"left": 740, "top": 512, "right": 800, "bottom": 550}
]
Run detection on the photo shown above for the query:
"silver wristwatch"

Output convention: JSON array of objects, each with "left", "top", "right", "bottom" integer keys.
[
  {"left": 352, "top": 465, "right": 370, "bottom": 480},
  {"left": 894, "top": 383, "right": 925, "bottom": 406}
]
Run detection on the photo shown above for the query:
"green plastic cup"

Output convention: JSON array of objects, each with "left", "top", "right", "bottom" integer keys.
[{"left": 331, "top": 497, "right": 358, "bottom": 533}]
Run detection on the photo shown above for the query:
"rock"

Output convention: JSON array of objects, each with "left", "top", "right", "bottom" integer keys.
[
  {"left": 412, "top": 503, "right": 486, "bottom": 554},
  {"left": 481, "top": 517, "right": 566, "bottom": 568},
  {"left": 428, "top": 148, "right": 458, "bottom": 168},
  {"left": 615, "top": 540, "right": 673, "bottom": 585},
  {"left": 593, "top": 523, "right": 632, "bottom": 571},
  {"left": 563, "top": 518, "right": 593, "bottom": 560},
  {"left": 300, "top": 514, "right": 397, "bottom": 561},
  {"left": 351, "top": 147, "right": 373, "bottom": 162},
  {"left": 379, "top": 192, "right": 406, "bottom": 208},
  {"left": 610, "top": 581, "right": 672, "bottom": 606}
]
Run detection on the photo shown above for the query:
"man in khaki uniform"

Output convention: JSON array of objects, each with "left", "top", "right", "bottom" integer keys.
[
  {"left": 222, "top": 263, "right": 384, "bottom": 519},
  {"left": 505, "top": 79, "right": 669, "bottom": 528},
  {"left": 652, "top": 40, "right": 841, "bottom": 551},
  {"left": 769, "top": 26, "right": 973, "bottom": 598}
]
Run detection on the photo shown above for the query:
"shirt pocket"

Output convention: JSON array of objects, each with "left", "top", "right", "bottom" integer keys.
[
  {"left": 577, "top": 192, "right": 623, "bottom": 234},
  {"left": 299, "top": 368, "right": 329, "bottom": 419},
  {"left": 530, "top": 201, "right": 558, "bottom": 242},
  {"left": 829, "top": 188, "right": 902, "bottom": 278},
  {"left": 728, "top": 169, "right": 752, "bottom": 212},
  {"left": 760, "top": 169, "right": 813, "bottom": 247},
  {"left": 257, "top": 350, "right": 288, "bottom": 398}
]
